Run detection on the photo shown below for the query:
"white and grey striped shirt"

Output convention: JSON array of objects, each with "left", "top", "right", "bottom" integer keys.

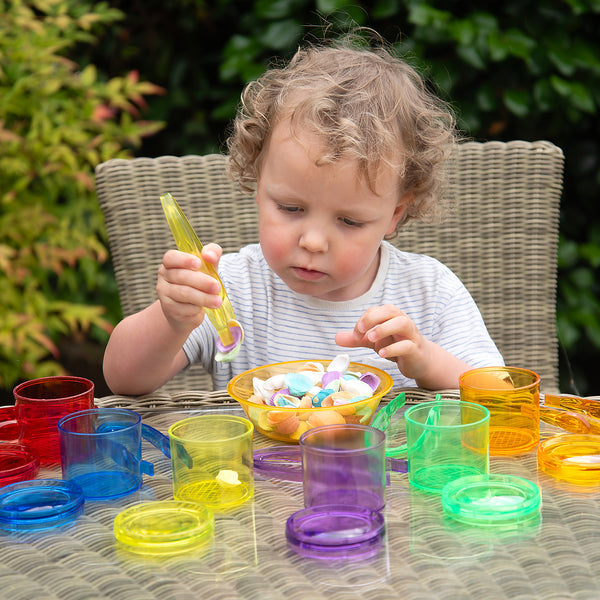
[{"left": 183, "top": 242, "right": 503, "bottom": 389}]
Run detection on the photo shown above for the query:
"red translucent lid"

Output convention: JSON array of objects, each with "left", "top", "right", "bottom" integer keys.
[{"left": 0, "top": 443, "right": 39, "bottom": 486}]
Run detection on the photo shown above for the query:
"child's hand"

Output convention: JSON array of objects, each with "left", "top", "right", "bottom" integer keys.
[
  {"left": 335, "top": 304, "right": 433, "bottom": 382},
  {"left": 336, "top": 304, "right": 473, "bottom": 389},
  {"left": 156, "top": 243, "right": 223, "bottom": 333}
]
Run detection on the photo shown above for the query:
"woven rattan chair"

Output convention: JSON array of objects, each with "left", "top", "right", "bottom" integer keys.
[{"left": 95, "top": 140, "right": 563, "bottom": 393}]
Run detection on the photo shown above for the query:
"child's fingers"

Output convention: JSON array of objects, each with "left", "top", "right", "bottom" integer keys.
[
  {"left": 201, "top": 243, "right": 222, "bottom": 265},
  {"left": 162, "top": 249, "right": 202, "bottom": 269},
  {"left": 376, "top": 338, "right": 415, "bottom": 360},
  {"left": 158, "top": 281, "right": 223, "bottom": 319},
  {"left": 336, "top": 307, "right": 410, "bottom": 349},
  {"left": 334, "top": 330, "right": 364, "bottom": 348},
  {"left": 364, "top": 315, "right": 416, "bottom": 345},
  {"left": 158, "top": 264, "right": 220, "bottom": 295},
  {"left": 355, "top": 304, "right": 405, "bottom": 334}
]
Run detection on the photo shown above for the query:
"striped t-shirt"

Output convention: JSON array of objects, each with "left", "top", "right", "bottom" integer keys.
[{"left": 183, "top": 241, "right": 503, "bottom": 389}]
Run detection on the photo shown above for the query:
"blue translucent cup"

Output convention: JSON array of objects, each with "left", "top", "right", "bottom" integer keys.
[{"left": 58, "top": 408, "right": 170, "bottom": 500}]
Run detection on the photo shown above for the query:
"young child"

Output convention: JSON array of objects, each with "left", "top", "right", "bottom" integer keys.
[{"left": 103, "top": 35, "right": 503, "bottom": 396}]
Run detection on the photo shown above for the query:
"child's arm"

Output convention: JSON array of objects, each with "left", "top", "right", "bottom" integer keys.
[
  {"left": 102, "top": 245, "right": 223, "bottom": 395},
  {"left": 335, "top": 304, "right": 473, "bottom": 389}
]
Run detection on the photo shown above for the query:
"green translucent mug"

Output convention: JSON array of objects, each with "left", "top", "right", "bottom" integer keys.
[{"left": 404, "top": 400, "right": 490, "bottom": 494}]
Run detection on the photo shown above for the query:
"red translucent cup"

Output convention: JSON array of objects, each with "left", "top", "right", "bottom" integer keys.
[
  {"left": 13, "top": 376, "right": 95, "bottom": 466},
  {"left": 0, "top": 407, "right": 19, "bottom": 443},
  {"left": 0, "top": 443, "right": 40, "bottom": 486}
]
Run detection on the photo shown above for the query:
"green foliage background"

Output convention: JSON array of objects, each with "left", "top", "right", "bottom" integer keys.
[
  {"left": 0, "top": 0, "right": 164, "bottom": 394},
  {"left": 2, "top": 0, "right": 600, "bottom": 395}
]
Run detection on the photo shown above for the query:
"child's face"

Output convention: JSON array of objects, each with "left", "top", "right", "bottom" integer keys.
[{"left": 255, "top": 119, "right": 405, "bottom": 302}]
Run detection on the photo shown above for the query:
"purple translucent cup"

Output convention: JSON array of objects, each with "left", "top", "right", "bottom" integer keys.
[
  {"left": 299, "top": 424, "right": 386, "bottom": 511},
  {"left": 286, "top": 424, "right": 387, "bottom": 559}
]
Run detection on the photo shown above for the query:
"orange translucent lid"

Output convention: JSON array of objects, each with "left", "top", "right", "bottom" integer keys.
[{"left": 538, "top": 434, "right": 600, "bottom": 485}]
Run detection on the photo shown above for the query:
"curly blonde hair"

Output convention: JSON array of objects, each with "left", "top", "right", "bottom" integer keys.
[{"left": 227, "top": 35, "right": 457, "bottom": 229}]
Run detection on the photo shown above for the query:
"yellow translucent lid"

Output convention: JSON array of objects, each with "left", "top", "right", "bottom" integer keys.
[{"left": 114, "top": 501, "right": 214, "bottom": 556}]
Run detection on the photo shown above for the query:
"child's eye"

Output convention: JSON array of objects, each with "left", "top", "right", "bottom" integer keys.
[
  {"left": 341, "top": 217, "right": 364, "bottom": 228},
  {"left": 277, "top": 203, "right": 302, "bottom": 214}
]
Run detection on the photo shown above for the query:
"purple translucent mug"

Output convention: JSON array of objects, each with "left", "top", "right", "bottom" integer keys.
[{"left": 299, "top": 424, "right": 386, "bottom": 511}]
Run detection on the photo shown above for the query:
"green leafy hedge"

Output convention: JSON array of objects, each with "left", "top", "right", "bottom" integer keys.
[{"left": 0, "top": 0, "right": 164, "bottom": 387}]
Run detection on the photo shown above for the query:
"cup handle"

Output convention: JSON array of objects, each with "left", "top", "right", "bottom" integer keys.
[
  {"left": 140, "top": 424, "right": 195, "bottom": 469},
  {"left": 535, "top": 405, "right": 592, "bottom": 434},
  {"left": 381, "top": 394, "right": 443, "bottom": 459},
  {"left": 140, "top": 459, "right": 155, "bottom": 476},
  {"left": 386, "top": 456, "right": 407, "bottom": 473},
  {"left": 141, "top": 424, "right": 171, "bottom": 458},
  {"left": 371, "top": 392, "right": 406, "bottom": 431},
  {"left": 137, "top": 424, "right": 171, "bottom": 477},
  {"left": 385, "top": 443, "right": 407, "bottom": 458},
  {"left": 97, "top": 437, "right": 155, "bottom": 477},
  {"left": 96, "top": 422, "right": 165, "bottom": 477},
  {"left": 141, "top": 423, "right": 193, "bottom": 472},
  {"left": 371, "top": 392, "right": 407, "bottom": 458}
]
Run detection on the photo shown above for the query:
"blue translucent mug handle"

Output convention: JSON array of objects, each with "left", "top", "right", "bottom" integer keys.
[
  {"left": 97, "top": 422, "right": 171, "bottom": 477},
  {"left": 140, "top": 424, "right": 173, "bottom": 475},
  {"left": 141, "top": 423, "right": 194, "bottom": 469},
  {"left": 141, "top": 424, "right": 171, "bottom": 458},
  {"left": 95, "top": 436, "right": 156, "bottom": 477}
]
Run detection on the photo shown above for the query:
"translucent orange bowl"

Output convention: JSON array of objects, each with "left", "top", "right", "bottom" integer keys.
[{"left": 227, "top": 359, "right": 393, "bottom": 443}]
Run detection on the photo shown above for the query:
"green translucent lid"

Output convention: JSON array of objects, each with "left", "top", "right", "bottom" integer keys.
[{"left": 441, "top": 474, "right": 541, "bottom": 527}]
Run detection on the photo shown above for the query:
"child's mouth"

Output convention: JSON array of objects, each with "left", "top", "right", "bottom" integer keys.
[{"left": 292, "top": 266, "right": 326, "bottom": 281}]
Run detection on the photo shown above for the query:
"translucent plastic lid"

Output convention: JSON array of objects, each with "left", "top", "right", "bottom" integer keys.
[
  {"left": 441, "top": 474, "right": 541, "bottom": 527},
  {"left": 0, "top": 479, "right": 84, "bottom": 531},
  {"left": 114, "top": 501, "right": 215, "bottom": 556},
  {"left": 538, "top": 434, "right": 600, "bottom": 485},
  {"left": 0, "top": 407, "right": 19, "bottom": 443},
  {"left": 0, "top": 443, "right": 39, "bottom": 486},
  {"left": 286, "top": 505, "right": 385, "bottom": 559}
]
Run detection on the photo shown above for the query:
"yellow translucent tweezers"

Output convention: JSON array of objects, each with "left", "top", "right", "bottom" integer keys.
[{"left": 160, "top": 193, "right": 243, "bottom": 361}]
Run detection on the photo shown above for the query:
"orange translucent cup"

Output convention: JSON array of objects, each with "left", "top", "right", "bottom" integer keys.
[{"left": 459, "top": 367, "right": 540, "bottom": 455}]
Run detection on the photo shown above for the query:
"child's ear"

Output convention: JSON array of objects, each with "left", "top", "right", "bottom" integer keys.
[{"left": 386, "top": 192, "right": 413, "bottom": 235}]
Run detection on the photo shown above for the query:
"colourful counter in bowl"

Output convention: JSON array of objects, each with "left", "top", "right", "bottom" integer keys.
[{"left": 227, "top": 360, "right": 393, "bottom": 444}]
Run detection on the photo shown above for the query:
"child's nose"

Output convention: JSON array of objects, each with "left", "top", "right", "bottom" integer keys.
[{"left": 299, "top": 228, "right": 328, "bottom": 253}]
